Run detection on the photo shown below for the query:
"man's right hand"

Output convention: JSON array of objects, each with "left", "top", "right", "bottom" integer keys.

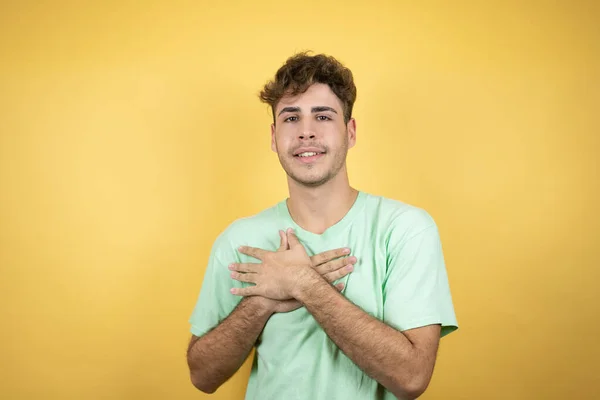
[{"left": 252, "top": 230, "right": 356, "bottom": 314}]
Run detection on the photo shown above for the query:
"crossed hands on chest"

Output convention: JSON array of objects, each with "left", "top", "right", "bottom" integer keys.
[{"left": 228, "top": 228, "right": 356, "bottom": 313}]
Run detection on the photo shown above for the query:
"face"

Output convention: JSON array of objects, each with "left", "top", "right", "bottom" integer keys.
[{"left": 271, "top": 83, "right": 356, "bottom": 187}]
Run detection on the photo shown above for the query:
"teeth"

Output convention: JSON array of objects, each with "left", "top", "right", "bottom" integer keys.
[{"left": 298, "top": 152, "right": 319, "bottom": 157}]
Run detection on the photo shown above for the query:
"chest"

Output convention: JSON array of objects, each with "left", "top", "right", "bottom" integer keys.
[
  {"left": 317, "top": 226, "right": 388, "bottom": 319},
  {"left": 257, "top": 226, "right": 389, "bottom": 343}
]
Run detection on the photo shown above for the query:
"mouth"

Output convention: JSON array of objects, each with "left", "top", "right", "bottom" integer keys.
[
  {"left": 294, "top": 151, "right": 326, "bottom": 163},
  {"left": 295, "top": 151, "right": 323, "bottom": 158}
]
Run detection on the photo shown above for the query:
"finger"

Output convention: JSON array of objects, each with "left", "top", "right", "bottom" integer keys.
[
  {"left": 230, "top": 271, "right": 257, "bottom": 283},
  {"left": 335, "top": 283, "right": 345, "bottom": 291},
  {"left": 286, "top": 228, "right": 301, "bottom": 248},
  {"left": 315, "top": 256, "right": 356, "bottom": 275},
  {"left": 230, "top": 286, "right": 258, "bottom": 296},
  {"left": 310, "top": 247, "right": 351, "bottom": 266},
  {"left": 228, "top": 263, "right": 260, "bottom": 273},
  {"left": 238, "top": 245, "right": 268, "bottom": 260},
  {"left": 277, "top": 230, "right": 288, "bottom": 252},
  {"left": 323, "top": 264, "right": 354, "bottom": 283}
]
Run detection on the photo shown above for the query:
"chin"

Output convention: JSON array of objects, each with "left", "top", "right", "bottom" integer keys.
[
  {"left": 289, "top": 172, "right": 333, "bottom": 187},
  {"left": 280, "top": 158, "right": 340, "bottom": 187}
]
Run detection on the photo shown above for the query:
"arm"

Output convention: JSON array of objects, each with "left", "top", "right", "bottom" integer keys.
[
  {"left": 231, "top": 224, "right": 458, "bottom": 399},
  {"left": 187, "top": 229, "right": 355, "bottom": 393},
  {"left": 294, "top": 272, "right": 440, "bottom": 400},
  {"left": 186, "top": 228, "right": 270, "bottom": 394},
  {"left": 186, "top": 296, "right": 273, "bottom": 393}
]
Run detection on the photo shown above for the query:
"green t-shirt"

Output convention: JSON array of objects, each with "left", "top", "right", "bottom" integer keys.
[{"left": 189, "top": 191, "right": 458, "bottom": 399}]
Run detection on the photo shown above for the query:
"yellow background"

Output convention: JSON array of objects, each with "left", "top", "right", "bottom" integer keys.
[{"left": 1, "top": 1, "right": 598, "bottom": 399}]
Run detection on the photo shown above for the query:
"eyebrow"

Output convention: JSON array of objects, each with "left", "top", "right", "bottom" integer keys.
[{"left": 277, "top": 106, "right": 338, "bottom": 116}]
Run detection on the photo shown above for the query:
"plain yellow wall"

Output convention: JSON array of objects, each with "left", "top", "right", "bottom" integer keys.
[{"left": 1, "top": 1, "right": 598, "bottom": 399}]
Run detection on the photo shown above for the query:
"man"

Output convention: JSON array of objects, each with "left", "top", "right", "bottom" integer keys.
[{"left": 186, "top": 52, "right": 458, "bottom": 400}]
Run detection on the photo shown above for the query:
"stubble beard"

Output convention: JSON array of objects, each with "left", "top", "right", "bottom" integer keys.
[{"left": 276, "top": 136, "right": 349, "bottom": 188}]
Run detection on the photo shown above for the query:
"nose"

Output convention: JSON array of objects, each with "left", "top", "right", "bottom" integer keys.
[
  {"left": 298, "top": 120, "right": 316, "bottom": 140},
  {"left": 298, "top": 132, "right": 316, "bottom": 140}
]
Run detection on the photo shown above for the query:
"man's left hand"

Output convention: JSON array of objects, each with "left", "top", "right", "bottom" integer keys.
[{"left": 229, "top": 228, "right": 317, "bottom": 300}]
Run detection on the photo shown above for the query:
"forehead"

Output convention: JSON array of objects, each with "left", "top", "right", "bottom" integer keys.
[{"left": 276, "top": 83, "right": 343, "bottom": 113}]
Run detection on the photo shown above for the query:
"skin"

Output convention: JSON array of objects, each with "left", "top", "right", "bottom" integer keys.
[
  {"left": 187, "top": 231, "right": 357, "bottom": 393},
  {"left": 188, "top": 83, "right": 441, "bottom": 399},
  {"left": 232, "top": 230, "right": 440, "bottom": 399},
  {"left": 270, "top": 83, "right": 359, "bottom": 235}
]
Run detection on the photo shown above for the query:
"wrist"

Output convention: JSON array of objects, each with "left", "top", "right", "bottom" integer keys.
[
  {"left": 243, "top": 296, "right": 275, "bottom": 318},
  {"left": 291, "top": 266, "right": 324, "bottom": 302}
]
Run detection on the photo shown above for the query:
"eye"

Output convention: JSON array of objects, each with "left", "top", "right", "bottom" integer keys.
[
  {"left": 284, "top": 116, "right": 298, "bottom": 122},
  {"left": 316, "top": 115, "right": 331, "bottom": 121}
]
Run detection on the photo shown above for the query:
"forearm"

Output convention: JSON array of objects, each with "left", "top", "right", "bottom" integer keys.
[
  {"left": 186, "top": 297, "right": 272, "bottom": 393},
  {"left": 295, "top": 272, "right": 428, "bottom": 399}
]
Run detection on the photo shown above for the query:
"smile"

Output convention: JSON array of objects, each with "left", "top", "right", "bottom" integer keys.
[
  {"left": 294, "top": 152, "right": 325, "bottom": 163},
  {"left": 297, "top": 151, "right": 322, "bottom": 157}
]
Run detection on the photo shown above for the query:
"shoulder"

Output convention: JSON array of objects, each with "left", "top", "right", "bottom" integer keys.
[
  {"left": 211, "top": 201, "right": 281, "bottom": 251},
  {"left": 361, "top": 192, "right": 438, "bottom": 244}
]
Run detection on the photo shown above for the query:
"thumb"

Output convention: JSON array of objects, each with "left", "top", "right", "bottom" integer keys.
[
  {"left": 286, "top": 228, "right": 301, "bottom": 248},
  {"left": 277, "top": 230, "right": 288, "bottom": 251}
]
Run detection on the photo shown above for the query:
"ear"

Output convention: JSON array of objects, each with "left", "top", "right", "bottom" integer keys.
[
  {"left": 347, "top": 118, "right": 357, "bottom": 149},
  {"left": 271, "top": 123, "right": 277, "bottom": 152}
]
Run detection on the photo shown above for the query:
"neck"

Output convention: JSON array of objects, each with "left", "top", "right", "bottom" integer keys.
[{"left": 286, "top": 168, "right": 359, "bottom": 235}]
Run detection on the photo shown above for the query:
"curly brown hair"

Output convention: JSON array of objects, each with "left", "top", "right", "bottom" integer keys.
[{"left": 259, "top": 51, "right": 357, "bottom": 124}]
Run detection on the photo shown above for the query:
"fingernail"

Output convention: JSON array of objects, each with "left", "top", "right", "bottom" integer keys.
[
  {"left": 343, "top": 248, "right": 350, "bottom": 254},
  {"left": 228, "top": 264, "right": 234, "bottom": 270},
  {"left": 346, "top": 265, "right": 354, "bottom": 271},
  {"left": 287, "top": 228, "right": 294, "bottom": 233},
  {"left": 349, "top": 256, "right": 357, "bottom": 263}
]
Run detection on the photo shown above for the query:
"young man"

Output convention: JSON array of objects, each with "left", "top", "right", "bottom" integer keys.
[{"left": 186, "top": 52, "right": 458, "bottom": 400}]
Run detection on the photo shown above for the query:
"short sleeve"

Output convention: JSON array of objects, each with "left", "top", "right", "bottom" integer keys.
[
  {"left": 188, "top": 231, "right": 246, "bottom": 337},
  {"left": 382, "top": 218, "right": 458, "bottom": 338}
]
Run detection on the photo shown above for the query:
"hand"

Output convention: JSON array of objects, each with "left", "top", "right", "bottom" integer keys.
[
  {"left": 244, "top": 230, "right": 357, "bottom": 313},
  {"left": 229, "top": 229, "right": 356, "bottom": 305},
  {"left": 230, "top": 228, "right": 314, "bottom": 300},
  {"left": 248, "top": 230, "right": 302, "bottom": 313}
]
